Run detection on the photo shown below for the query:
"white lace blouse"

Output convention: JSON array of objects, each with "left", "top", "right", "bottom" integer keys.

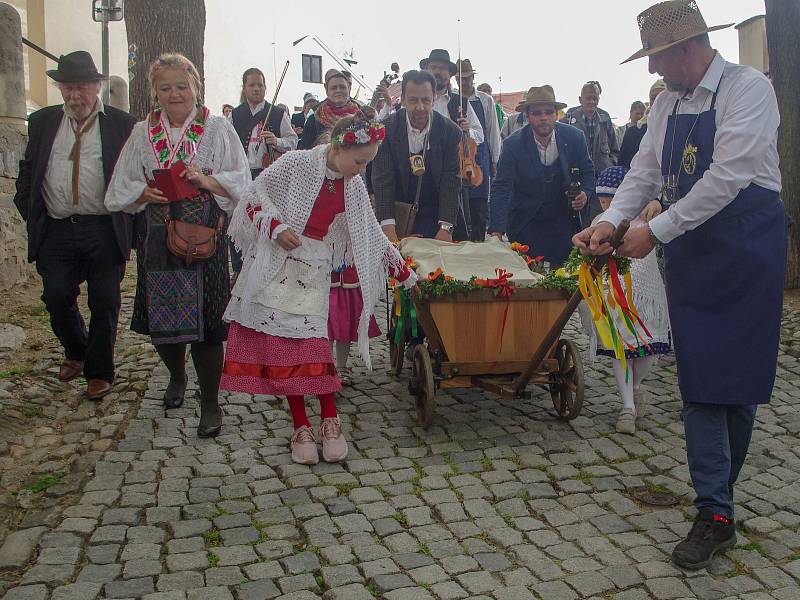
[{"left": 104, "top": 107, "right": 250, "bottom": 215}]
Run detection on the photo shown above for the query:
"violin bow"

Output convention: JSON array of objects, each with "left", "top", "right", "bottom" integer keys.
[{"left": 254, "top": 60, "right": 290, "bottom": 155}]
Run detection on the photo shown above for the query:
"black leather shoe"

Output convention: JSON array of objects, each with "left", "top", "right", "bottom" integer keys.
[
  {"left": 197, "top": 406, "right": 222, "bottom": 438},
  {"left": 672, "top": 508, "right": 736, "bottom": 570},
  {"left": 163, "top": 374, "right": 188, "bottom": 409}
]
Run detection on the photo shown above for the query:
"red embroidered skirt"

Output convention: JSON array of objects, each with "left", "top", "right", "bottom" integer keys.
[{"left": 221, "top": 322, "right": 341, "bottom": 396}]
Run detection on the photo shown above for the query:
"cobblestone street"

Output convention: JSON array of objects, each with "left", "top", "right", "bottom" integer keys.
[{"left": 2, "top": 303, "right": 800, "bottom": 600}]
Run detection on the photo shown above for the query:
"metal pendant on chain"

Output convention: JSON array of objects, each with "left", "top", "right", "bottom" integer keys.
[{"left": 324, "top": 178, "right": 336, "bottom": 193}]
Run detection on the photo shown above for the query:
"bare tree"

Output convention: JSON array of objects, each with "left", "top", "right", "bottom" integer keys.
[
  {"left": 124, "top": 1, "right": 206, "bottom": 120},
  {"left": 765, "top": 0, "right": 800, "bottom": 289}
]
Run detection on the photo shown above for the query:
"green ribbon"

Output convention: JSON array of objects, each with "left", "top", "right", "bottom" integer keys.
[{"left": 394, "top": 288, "right": 418, "bottom": 344}]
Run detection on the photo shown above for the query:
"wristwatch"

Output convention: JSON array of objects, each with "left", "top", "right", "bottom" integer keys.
[{"left": 439, "top": 222, "right": 454, "bottom": 234}]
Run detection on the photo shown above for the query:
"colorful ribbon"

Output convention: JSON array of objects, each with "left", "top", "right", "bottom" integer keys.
[
  {"left": 393, "top": 286, "right": 418, "bottom": 344},
  {"left": 578, "top": 257, "right": 651, "bottom": 381}
]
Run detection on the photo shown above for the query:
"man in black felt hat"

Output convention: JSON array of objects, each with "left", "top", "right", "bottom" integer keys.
[{"left": 13, "top": 50, "right": 136, "bottom": 401}]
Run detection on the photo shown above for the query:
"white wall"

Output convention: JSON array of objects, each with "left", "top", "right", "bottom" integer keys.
[{"left": 42, "top": 0, "right": 128, "bottom": 105}]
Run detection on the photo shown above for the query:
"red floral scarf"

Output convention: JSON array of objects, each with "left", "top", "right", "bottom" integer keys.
[{"left": 314, "top": 99, "right": 360, "bottom": 129}]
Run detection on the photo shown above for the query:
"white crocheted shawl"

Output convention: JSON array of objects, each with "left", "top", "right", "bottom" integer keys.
[{"left": 227, "top": 144, "right": 410, "bottom": 369}]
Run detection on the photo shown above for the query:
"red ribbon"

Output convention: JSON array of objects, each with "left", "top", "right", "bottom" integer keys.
[
  {"left": 476, "top": 269, "right": 515, "bottom": 351},
  {"left": 223, "top": 360, "right": 337, "bottom": 380}
]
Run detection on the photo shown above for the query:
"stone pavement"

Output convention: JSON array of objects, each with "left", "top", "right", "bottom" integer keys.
[{"left": 2, "top": 311, "right": 800, "bottom": 600}]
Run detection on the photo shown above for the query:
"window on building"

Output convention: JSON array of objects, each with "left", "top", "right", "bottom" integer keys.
[{"left": 302, "top": 54, "right": 322, "bottom": 84}]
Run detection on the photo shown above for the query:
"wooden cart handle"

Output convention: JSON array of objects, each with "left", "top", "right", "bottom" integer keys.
[{"left": 512, "top": 220, "right": 630, "bottom": 395}]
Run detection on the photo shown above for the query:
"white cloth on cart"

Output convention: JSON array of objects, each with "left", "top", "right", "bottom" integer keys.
[{"left": 398, "top": 237, "right": 543, "bottom": 285}]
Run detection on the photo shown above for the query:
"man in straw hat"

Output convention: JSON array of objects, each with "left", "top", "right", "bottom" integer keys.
[
  {"left": 489, "top": 85, "right": 596, "bottom": 266},
  {"left": 574, "top": 0, "right": 787, "bottom": 570},
  {"left": 13, "top": 51, "right": 136, "bottom": 400}
]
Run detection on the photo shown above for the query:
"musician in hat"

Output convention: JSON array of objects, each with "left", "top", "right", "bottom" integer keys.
[
  {"left": 419, "top": 49, "right": 485, "bottom": 239},
  {"left": 13, "top": 50, "right": 136, "bottom": 400},
  {"left": 488, "top": 85, "right": 596, "bottom": 266},
  {"left": 574, "top": 0, "right": 787, "bottom": 570},
  {"left": 456, "top": 59, "right": 502, "bottom": 241}
]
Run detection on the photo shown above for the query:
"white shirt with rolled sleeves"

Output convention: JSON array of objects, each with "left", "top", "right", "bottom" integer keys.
[{"left": 599, "top": 52, "right": 782, "bottom": 244}]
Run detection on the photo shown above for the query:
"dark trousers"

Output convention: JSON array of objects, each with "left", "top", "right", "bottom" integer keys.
[
  {"left": 35, "top": 216, "right": 124, "bottom": 383},
  {"left": 468, "top": 196, "right": 488, "bottom": 242},
  {"left": 683, "top": 402, "right": 758, "bottom": 519}
]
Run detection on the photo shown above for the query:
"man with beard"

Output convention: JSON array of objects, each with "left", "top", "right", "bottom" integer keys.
[
  {"left": 488, "top": 85, "right": 596, "bottom": 266},
  {"left": 14, "top": 51, "right": 136, "bottom": 399},
  {"left": 575, "top": 0, "right": 786, "bottom": 570},
  {"left": 372, "top": 70, "right": 461, "bottom": 242}
]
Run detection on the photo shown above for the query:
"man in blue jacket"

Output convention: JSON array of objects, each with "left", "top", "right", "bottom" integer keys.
[{"left": 489, "top": 85, "right": 596, "bottom": 265}]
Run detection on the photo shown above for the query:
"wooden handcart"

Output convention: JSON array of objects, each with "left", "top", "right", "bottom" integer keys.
[
  {"left": 388, "top": 224, "right": 629, "bottom": 429},
  {"left": 389, "top": 286, "right": 587, "bottom": 429}
]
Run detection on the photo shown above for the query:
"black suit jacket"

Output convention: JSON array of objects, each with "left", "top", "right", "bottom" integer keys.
[
  {"left": 14, "top": 104, "right": 137, "bottom": 263},
  {"left": 372, "top": 109, "right": 462, "bottom": 226}
]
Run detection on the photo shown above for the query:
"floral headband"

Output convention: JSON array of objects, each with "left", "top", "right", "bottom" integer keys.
[{"left": 332, "top": 120, "right": 386, "bottom": 147}]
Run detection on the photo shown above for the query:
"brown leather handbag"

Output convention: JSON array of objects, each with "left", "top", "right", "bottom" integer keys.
[{"left": 166, "top": 215, "right": 225, "bottom": 266}]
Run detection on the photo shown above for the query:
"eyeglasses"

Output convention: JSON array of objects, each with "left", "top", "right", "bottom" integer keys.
[{"left": 528, "top": 109, "right": 556, "bottom": 117}]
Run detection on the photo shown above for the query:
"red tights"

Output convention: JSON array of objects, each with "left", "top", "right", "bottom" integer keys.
[{"left": 287, "top": 393, "right": 337, "bottom": 429}]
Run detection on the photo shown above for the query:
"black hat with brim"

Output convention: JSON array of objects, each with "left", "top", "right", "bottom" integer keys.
[
  {"left": 419, "top": 49, "right": 457, "bottom": 76},
  {"left": 47, "top": 51, "right": 105, "bottom": 83}
]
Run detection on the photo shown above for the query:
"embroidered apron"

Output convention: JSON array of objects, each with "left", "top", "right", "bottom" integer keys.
[
  {"left": 661, "top": 86, "right": 787, "bottom": 406},
  {"left": 255, "top": 236, "right": 331, "bottom": 318}
]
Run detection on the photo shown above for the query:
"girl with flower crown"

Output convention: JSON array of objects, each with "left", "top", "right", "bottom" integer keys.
[
  {"left": 105, "top": 53, "right": 250, "bottom": 438},
  {"left": 222, "top": 107, "right": 417, "bottom": 465}
]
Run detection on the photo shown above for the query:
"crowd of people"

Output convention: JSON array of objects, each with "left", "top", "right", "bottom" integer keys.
[{"left": 13, "top": 0, "right": 788, "bottom": 572}]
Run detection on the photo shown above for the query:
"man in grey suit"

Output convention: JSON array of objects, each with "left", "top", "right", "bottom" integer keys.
[{"left": 372, "top": 70, "right": 462, "bottom": 242}]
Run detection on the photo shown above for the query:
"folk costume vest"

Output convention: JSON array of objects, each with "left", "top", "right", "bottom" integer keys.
[
  {"left": 660, "top": 81, "right": 787, "bottom": 406},
  {"left": 231, "top": 102, "right": 284, "bottom": 178}
]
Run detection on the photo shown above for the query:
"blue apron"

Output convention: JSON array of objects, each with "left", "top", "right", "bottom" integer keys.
[
  {"left": 661, "top": 85, "right": 787, "bottom": 406},
  {"left": 469, "top": 97, "right": 491, "bottom": 199}
]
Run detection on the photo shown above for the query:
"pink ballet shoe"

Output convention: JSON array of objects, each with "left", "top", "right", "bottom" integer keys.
[
  {"left": 290, "top": 426, "right": 319, "bottom": 465},
  {"left": 319, "top": 417, "right": 348, "bottom": 463}
]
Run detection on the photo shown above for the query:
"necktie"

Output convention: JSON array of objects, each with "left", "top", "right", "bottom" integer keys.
[{"left": 67, "top": 110, "right": 99, "bottom": 205}]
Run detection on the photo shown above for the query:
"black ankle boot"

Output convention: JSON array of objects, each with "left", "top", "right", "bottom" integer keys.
[
  {"left": 671, "top": 508, "right": 736, "bottom": 570},
  {"left": 163, "top": 374, "right": 188, "bottom": 409},
  {"left": 197, "top": 395, "right": 222, "bottom": 438}
]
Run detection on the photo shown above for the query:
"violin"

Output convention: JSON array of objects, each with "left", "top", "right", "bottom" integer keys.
[
  {"left": 457, "top": 99, "right": 483, "bottom": 187},
  {"left": 454, "top": 49, "right": 483, "bottom": 188}
]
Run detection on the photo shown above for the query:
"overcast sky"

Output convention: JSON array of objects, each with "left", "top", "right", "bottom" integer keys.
[{"left": 203, "top": 0, "right": 764, "bottom": 124}]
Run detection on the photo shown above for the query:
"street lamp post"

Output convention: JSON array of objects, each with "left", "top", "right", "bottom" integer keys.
[{"left": 92, "top": 0, "right": 124, "bottom": 104}]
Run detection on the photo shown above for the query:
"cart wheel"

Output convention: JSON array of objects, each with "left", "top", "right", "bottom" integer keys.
[
  {"left": 549, "top": 339, "right": 584, "bottom": 420},
  {"left": 410, "top": 344, "right": 435, "bottom": 429},
  {"left": 388, "top": 327, "right": 405, "bottom": 376}
]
